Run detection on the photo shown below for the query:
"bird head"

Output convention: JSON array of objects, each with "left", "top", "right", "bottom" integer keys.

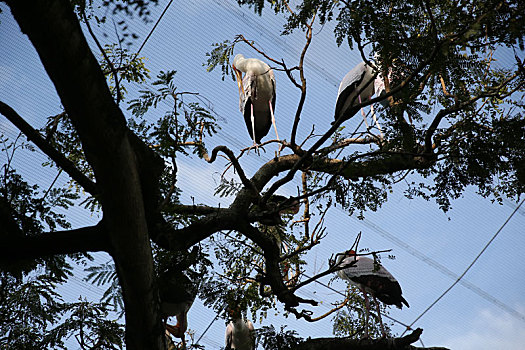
[
  {"left": 227, "top": 306, "right": 243, "bottom": 321},
  {"left": 232, "top": 54, "right": 246, "bottom": 96},
  {"left": 346, "top": 249, "right": 357, "bottom": 256},
  {"left": 331, "top": 249, "right": 356, "bottom": 267}
]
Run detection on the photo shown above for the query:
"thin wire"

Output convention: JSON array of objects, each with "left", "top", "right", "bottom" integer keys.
[
  {"left": 195, "top": 311, "right": 221, "bottom": 345},
  {"left": 357, "top": 214, "right": 525, "bottom": 324},
  {"left": 133, "top": 0, "right": 175, "bottom": 60},
  {"left": 402, "top": 198, "right": 525, "bottom": 335}
]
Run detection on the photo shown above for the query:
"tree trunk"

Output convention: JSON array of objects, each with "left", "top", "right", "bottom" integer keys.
[{"left": 5, "top": 0, "right": 166, "bottom": 348}]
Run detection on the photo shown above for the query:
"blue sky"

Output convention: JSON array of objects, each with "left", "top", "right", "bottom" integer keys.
[{"left": 1, "top": 1, "right": 525, "bottom": 349}]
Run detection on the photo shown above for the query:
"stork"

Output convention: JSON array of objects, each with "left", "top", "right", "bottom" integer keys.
[
  {"left": 336, "top": 250, "right": 409, "bottom": 338},
  {"left": 256, "top": 194, "right": 301, "bottom": 226},
  {"left": 232, "top": 54, "right": 278, "bottom": 146},
  {"left": 334, "top": 61, "right": 383, "bottom": 137},
  {"left": 225, "top": 308, "right": 255, "bottom": 350},
  {"left": 159, "top": 267, "right": 197, "bottom": 342}
]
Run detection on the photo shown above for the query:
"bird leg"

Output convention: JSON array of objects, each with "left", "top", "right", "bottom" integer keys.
[
  {"left": 358, "top": 95, "right": 370, "bottom": 129},
  {"left": 373, "top": 295, "right": 387, "bottom": 338},
  {"left": 369, "top": 103, "right": 384, "bottom": 140},
  {"left": 269, "top": 100, "right": 279, "bottom": 141},
  {"left": 361, "top": 288, "right": 370, "bottom": 339},
  {"left": 250, "top": 103, "right": 260, "bottom": 155}
]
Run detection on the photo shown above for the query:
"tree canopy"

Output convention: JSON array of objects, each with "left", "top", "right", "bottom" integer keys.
[{"left": 1, "top": 0, "right": 524, "bottom": 349}]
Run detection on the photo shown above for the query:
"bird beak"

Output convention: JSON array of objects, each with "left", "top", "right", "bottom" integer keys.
[{"left": 232, "top": 64, "right": 245, "bottom": 96}]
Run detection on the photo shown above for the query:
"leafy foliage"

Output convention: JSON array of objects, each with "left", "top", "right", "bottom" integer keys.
[
  {"left": 2, "top": 0, "right": 525, "bottom": 349},
  {"left": 46, "top": 298, "right": 124, "bottom": 350},
  {"left": 255, "top": 325, "right": 303, "bottom": 350},
  {"left": 100, "top": 44, "right": 150, "bottom": 101},
  {"left": 128, "top": 70, "right": 220, "bottom": 158},
  {"left": 0, "top": 273, "right": 63, "bottom": 349},
  {"left": 205, "top": 40, "right": 237, "bottom": 80},
  {"left": 332, "top": 286, "right": 393, "bottom": 339}
]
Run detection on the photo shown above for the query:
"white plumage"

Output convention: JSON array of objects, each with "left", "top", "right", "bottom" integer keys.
[
  {"left": 225, "top": 317, "right": 255, "bottom": 350},
  {"left": 232, "top": 54, "right": 278, "bottom": 145},
  {"left": 334, "top": 62, "right": 375, "bottom": 122},
  {"left": 334, "top": 61, "right": 385, "bottom": 139}
]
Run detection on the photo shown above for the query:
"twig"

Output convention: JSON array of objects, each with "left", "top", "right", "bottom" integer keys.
[
  {"left": 306, "top": 297, "right": 349, "bottom": 322},
  {"left": 235, "top": 34, "right": 285, "bottom": 67},
  {"left": 81, "top": 9, "right": 121, "bottom": 105},
  {"left": 205, "top": 145, "right": 260, "bottom": 198},
  {"left": 290, "top": 11, "right": 316, "bottom": 148}
]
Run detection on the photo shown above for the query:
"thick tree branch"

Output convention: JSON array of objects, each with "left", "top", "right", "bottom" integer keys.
[
  {"left": 291, "top": 328, "right": 449, "bottom": 350},
  {"left": 0, "top": 101, "right": 98, "bottom": 196},
  {"left": 165, "top": 150, "right": 437, "bottom": 251},
  {"left": 0, "top": 222, "right": 109, "bottom": 264},
  {"left": 238, "top": 221, "right": 317, "bottom": 309},
  {"left": 159, "top": 209, "right": 240, "bottom": 250},
  {"left": 168, "top": 204, "right": 224, "bottom": 216}
]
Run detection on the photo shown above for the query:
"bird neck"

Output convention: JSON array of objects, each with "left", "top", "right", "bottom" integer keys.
[{"left": 232, "top": 317, "right": 248, "bottom": 330}]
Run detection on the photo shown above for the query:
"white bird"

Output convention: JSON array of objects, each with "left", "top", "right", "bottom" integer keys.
[
  {"left": 232, "top": 54, "right": 278, "bottom": 146},
  {"left": 225, "top": 310, "right": 255, "bottom": 350},
  {"left": 334, "top": 62, "right": 375, "bottom": 121},
  {"left": 336, "top": 250, "right": 409, "bottom": 338},
  {"left": 334, "top": 61, "right": 383, "bottom": 137}
]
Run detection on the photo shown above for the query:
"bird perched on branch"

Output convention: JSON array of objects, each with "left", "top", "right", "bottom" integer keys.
[
  {"left": 334, "top": 62, "right": 375, "bottom": 122},
  {"left": 159, "top": 249, "right": 200, "bottom": 342},
  {"left": 335, "top": 250, "right": 409, "bottom": 338},
  {"left": 255, "top": 194, "right": 300, "bottom": 226},
  {"left": 334, "top": 61, "right": 384, "bottom": 137},
  {"left": 232, "top": 54, "right": 278, "bottom": 146},
  {"left": 225, "top": 308, "right": 255, "bottom": 350},
  {"left": 160, "top": 270, "right": 197, "bottom": 340}
]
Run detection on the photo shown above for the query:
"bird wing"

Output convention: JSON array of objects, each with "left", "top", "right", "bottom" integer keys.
[
  {"left": 334, "top": 62, "right": 375, "bottom": 121},
  {"left": 351, "top": 274, "right": 408, "bottom": 308},
  {"left": 340, "top": 256, "right": 397, "bottom": 282},
  {"left": 225, "top": 322, "right": 233, "bottom": 350},
  {"left": 334, "top": 62, "right": 366, "bottom": 119}
]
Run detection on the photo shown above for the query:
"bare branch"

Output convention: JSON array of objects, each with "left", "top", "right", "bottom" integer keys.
[
  {"left": 205, "top": 145, "right": 260, "bottom": 197},
  {"left": 317, "top": 135, "right": 382, "bottom": 155},
  {"left": 301, "top": 171, "right": 310, "bottom": 237},
  {"left": 0, "top": 101, "right": 98, "bottom": 196},
  {"left": 306, "top": 297, "right": 349, "bottom": 322},
  {"left": 290, "top": 11, "right": 316, "bottom": 148},
  {"left": 236, "top": 34, "right": 285, "bottom": 67},
  {"left": 81, "top": 9, "right": 121, "bottom": 105}
]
